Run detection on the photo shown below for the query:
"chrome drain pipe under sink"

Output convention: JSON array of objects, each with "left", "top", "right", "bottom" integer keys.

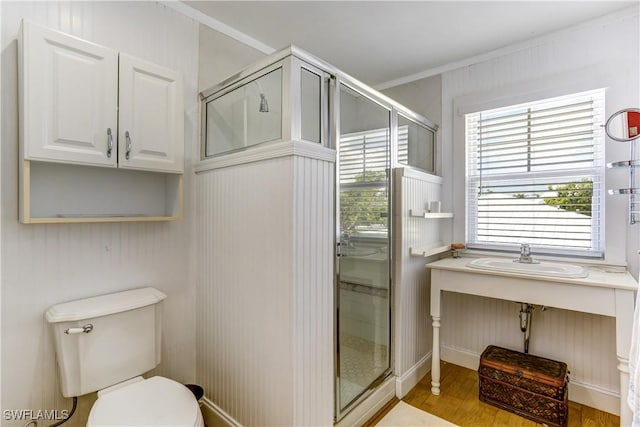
[
  {"left": 519, "top": 303, "right": 533, "bottom": 353},
  {"left": 518, "top": 303, "right": 547, "bottom": 353}
]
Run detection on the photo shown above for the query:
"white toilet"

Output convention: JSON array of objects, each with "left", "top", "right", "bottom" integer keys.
[{"left": 46, "top": 287, "right": 204, "bottom": 427}]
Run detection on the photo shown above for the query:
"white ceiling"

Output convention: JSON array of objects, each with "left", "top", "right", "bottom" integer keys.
[{"left": 185, "top": 1, "right": 636, "bottom": 88}]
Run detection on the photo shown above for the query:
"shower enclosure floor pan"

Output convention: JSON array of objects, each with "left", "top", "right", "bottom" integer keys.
[{"left": 340, "top": 334, "right": 389, "bottom": 408}]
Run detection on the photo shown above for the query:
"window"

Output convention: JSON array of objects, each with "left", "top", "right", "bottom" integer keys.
[
  {"left": 397, "top": 115, "right": 436, "bottom": 174},
  {"left": 465, "top": 89, "right": 605, "bottom": 257},
  {"left": 300, "top": 68, "right": 321, "bottom": 143}
]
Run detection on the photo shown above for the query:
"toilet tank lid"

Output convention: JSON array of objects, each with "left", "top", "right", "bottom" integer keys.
[{"left": 45, "top": 287, "right": 167, "bottom": 323}]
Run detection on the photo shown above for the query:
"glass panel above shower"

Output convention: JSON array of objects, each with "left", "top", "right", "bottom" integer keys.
[
  {"left": 204, "top": 68, "right": 283, "bottom": 157},
  {"left": 397, "top": 115, "right": 436, "bottom": 174},
  {"left": 301, "top": 68, "right": 321, "bottom": 143},
  {"left": 200, "top": 52, "right": 332, "bottom": 160},
  {"left": 199, "top": 46, "right": 437, "bottom": 168},
  {"left": 199, "top": 46, "right": 437, "bottom": 173}
]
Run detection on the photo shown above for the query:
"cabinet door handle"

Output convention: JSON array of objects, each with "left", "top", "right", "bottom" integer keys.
[
  {"left": 125, "top": 131, "right": 132, "bottom": 160},
  {"left": 106, "top": 128, "right": 113, "bottom": 158}
]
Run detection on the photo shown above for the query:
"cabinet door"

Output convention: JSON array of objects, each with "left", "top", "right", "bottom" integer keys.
[
  {"left": 19, "top": 20, "right": 118, "bottom": 167},
  {"left": 118, "top": 54, "right": 184, "bottom": 173}
]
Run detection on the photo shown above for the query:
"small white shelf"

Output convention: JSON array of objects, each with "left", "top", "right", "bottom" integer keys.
[
  {"left": 409, "top": 243, "right": 451, "bottom": 258},
  {"left": 20, "top": 160, "right": 183, "bottom": 223},
  {"left": 409, "top": 209, "right": 454, "bottom": 219}
]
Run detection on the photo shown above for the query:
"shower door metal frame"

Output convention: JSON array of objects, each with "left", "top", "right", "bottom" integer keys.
[
  {"left": 330, "top": 67, "right": 437, "bottom": 420},
  {"left": 333, "top": 77, "right": 395, "bottom": 422}
]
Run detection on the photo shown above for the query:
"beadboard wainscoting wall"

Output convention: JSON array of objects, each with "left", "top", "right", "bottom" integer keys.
[
  {"left": 1, "top": 2, "right": 199, "bottom": 426},
  {"left": 194, "top": 143, "right": 335, "bottom": 426},
  {"left": 393, "top": 168, "right": 450, "bottom": 397}
]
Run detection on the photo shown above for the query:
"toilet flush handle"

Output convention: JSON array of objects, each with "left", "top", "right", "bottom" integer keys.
[{"left": 64, "top": 324, "right": 94, "bottom": 335}]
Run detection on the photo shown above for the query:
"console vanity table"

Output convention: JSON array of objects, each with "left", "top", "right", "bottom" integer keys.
[{"left": 426, "top": 257, "right": 637, "bottom": 426}]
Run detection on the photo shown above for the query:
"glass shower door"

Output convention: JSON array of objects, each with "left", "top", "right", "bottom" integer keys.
[{"left": 336, "top": 84, "right": 391, "bottom": 416}]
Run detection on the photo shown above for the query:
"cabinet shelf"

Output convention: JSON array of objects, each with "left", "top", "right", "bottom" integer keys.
[
  {"left": 20, "top": 161, "right": 182, "bottom": 223},
  {"left": 26, "top": 216, "right": 180, "bottom": 224},
  {"left": 409, "top": 209, "right": 454, "bottom": 219},
  {"left": 409, "top": 242, "right": 451, "bottom": 258}
]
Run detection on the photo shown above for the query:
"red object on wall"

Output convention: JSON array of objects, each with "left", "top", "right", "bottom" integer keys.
[{"left": 627, "top": 111, "right": 640, "bottom": 137}]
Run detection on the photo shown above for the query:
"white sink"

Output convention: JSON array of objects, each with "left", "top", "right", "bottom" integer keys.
[{"left": 466, "top": 257, "right": 588, "bottom": 279}]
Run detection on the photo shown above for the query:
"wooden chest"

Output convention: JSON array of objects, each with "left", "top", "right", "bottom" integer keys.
[{"left": 478, "top": 345, "right": 569, "bottom": 427}]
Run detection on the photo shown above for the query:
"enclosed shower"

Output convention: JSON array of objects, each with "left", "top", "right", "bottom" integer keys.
[{"left": 198, "top": 46, "right": 436, "bottom": 424}]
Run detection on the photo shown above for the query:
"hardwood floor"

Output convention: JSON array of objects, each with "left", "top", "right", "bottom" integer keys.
[{"left": 364, "top": 362, "right": 619, "bottom": 427}]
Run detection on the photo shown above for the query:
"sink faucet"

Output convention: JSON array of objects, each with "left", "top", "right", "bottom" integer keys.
[{"left": 515, "top": 243, "right": 539, "bottom": 264}]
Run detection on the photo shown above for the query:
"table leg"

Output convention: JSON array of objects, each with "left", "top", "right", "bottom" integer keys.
[
  {"left": 431, "top": 315, "right": 441, "bottom": 395},
  {"left": 615, "top": 289, "right": 634, "bottom": 426}
]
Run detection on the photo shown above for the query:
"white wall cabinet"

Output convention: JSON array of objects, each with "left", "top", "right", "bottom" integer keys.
[
  {"left": 20, "top": 21, "right": 184, "bottom": 173},
  {"left": 118, "top": 53, "right": 184, "bottom": 173},
  {"left": 19, "top": 20, "right": 119, "bottom": 167},
  {"left": 18, "top": 20, "right": 184, "bottom": 223}
]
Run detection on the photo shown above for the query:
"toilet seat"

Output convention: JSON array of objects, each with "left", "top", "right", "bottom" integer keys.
[{"left": 87, "top": 376, "right": 204, "bottom": 427}]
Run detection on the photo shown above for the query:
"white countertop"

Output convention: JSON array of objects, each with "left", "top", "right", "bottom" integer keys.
[{"left": 426, "top": 256, "right": 638, "bottom": 291}]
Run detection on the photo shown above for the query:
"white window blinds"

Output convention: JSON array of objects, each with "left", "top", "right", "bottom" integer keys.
[
  {"left": 340, "top": 128, "right": 390, "bottom": 184},
  {"left": 465, "top": 89, "right": 605, "bottom": 257},
  {"left": 339, "top": 129, "right": 390, "bottom": 235}
]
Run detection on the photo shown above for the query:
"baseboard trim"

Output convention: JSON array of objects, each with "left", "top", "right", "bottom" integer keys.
[
  {"left": 200, "top": 397, "right": 241, "bottom": 427},
  {"left": 568, "top": 379, "right": 621, "bottom": 416},
  {"left": 441, "top": 345, "right": 620, "bottom": 416},
  {"left": 440, "top": 345, "right": 481, "bottom": 370},
  {"left": 395, "top": 352, "right": 432, "bottom": 398}
]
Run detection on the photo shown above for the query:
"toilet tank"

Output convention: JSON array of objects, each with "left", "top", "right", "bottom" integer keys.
[{"left": 45, "top": 287, "right": 167, "bottom": 397}]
